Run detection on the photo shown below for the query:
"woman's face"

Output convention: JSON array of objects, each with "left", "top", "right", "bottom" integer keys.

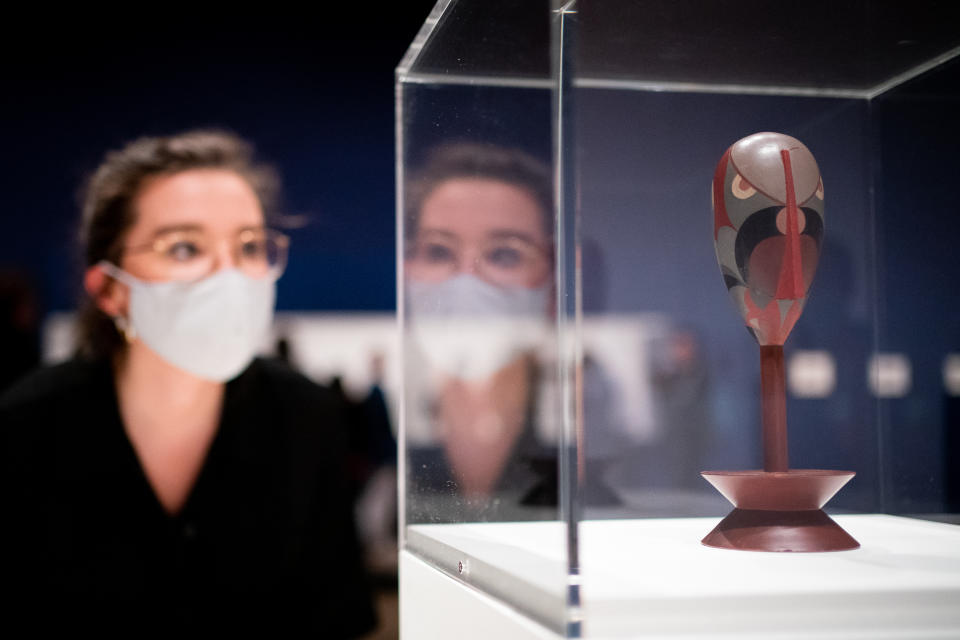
[
  {"left": 406, "top": 178, "right": 550, "bottom": 289},
  {"left": 121, "top": 169, "right": 266, "bottom": 282}
]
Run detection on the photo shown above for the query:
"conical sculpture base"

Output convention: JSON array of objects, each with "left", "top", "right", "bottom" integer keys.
[{"left": 701, "top": 470, "right": 859, "bottom": 552}]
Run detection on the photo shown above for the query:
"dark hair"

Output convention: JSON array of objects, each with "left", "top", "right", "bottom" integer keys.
[
  {"left": 76, "top": 130, "right": 281, "bottom": 359},
  {"left": 404, "top": 143, "right": 553, "bottom": 244}
]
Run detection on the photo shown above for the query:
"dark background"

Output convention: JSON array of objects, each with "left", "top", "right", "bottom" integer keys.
[
  {"left": 2, "top": 4, "right": 957, "bottom": 516},
  {"left": 873, "top": 61, "right": 960, "bottom": 514},
  {"left": 574, "top": 60, "right": 960, "bottom": 515},
  {"left": 1, "top": 5, "right": 437, "bottom": 316}
]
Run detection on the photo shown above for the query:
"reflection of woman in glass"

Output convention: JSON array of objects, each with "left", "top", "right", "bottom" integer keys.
[
  {"left": 0, "top": 131, "right": 374, "bottom": 635},
  {"left": 404, "top": 143, "right": 553, "bottom": 508}
]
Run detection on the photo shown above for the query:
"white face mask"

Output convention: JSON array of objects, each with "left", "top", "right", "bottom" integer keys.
[
  {"left": 100, "top": 262, "right": 277, "bottom": 382},
  {"left": 406, "top": 274, "right": 551, "bottom": 380}
]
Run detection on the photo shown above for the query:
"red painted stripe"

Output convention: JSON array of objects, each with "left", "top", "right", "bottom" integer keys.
[{"left": 775, "top": 149, "right": 805, "bottom": 299}]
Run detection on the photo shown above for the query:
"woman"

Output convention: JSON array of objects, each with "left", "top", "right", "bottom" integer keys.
[{"left": 0, "top": 131, "right": 376, "bottom": 635}]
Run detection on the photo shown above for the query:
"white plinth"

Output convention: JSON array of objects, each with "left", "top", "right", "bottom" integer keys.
[{"left": 401, "top": 515, "right": 960, "bottom": 639}]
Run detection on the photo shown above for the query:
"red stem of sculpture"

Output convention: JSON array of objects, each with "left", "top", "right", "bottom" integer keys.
[{"left": 760, "top": 345, "right": 789, "bottom": 472}]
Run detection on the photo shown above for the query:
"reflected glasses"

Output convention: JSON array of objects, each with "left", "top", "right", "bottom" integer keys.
[{"left": 405, "top": 233, "right": 550, "bottom": 288}]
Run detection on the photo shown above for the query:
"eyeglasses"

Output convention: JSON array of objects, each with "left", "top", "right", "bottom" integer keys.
[
  {"left": 124, "top": 227, "right": 290, "bottom": 282},
  {"left": 405, "top": 232, "right": 551, "bottom": 288}
]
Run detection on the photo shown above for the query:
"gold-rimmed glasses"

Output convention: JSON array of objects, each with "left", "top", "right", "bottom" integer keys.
[{"left": 124, "top": 226, "right": 290, "bottom": 282}]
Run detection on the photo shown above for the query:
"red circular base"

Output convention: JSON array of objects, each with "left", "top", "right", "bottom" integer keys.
[
  {"left": 701, "top": 508, "right": 860, "bottom": 552},
  {"left": 700, "top": 469, "right": 859, "bottom": 552},
  {"left": 701, "top": 469, "right": 855, "bottom": 510}
]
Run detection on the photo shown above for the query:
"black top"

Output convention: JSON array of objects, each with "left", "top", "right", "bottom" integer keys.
[{"left": 0, "top": 357, "right": 376, "bottom": 636}]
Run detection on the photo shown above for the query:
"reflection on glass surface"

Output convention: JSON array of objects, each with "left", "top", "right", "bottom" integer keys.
[
  {"left": 945, "top": 354, "right": 960, "bottom": 397},
  {"left": 868, "top": 353, "right": 912, "bottom": 398},
  {"left": 397, "top": 4, "right": 567, "bottom": 623},
  {"left": 567, "top": 71, "right": 889, "bottom": 514},
  {"left": 399, "top": 2, "right": 960, "bottom": 635},
  {"left": 403, "top": 142, "right": 558, "bottom": 522},
  {"left": 788, "top": 350, "right": 837, "bottom": 398}
]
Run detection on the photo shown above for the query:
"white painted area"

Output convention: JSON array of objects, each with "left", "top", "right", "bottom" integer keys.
[
  {"left": 43, "top": 310, "right": 668, "bottom": 447},
  {"left": 788, "top": 349, "right": 837, "bottom": 398},
  {"left": 533, "top": 313, "right": 669, "bottom": 446},
  {"left": 42, "top": 310, "right": 400, "bottom": 413},
  {"left": 868, "top": 353, "right": 912, "bottom": 398},
  {"left": 271, "top": 312, "right": 399, "bottom": 400},
  {"left": 405, "top": 516, "right": 960, "bottom": 638},
  {"left": 401, "top": 551, "right": 562, "bottom": 640},
  {"left": 943, "top": 353, "right": 960, "bottom": 397},
  {"left": 580, "top": 314, "right": 669, "bottom": 444}
]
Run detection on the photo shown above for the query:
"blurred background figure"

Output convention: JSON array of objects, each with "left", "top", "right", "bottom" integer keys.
[
  {"left": 0, "top": 270, "right": 41, "bottom": 393},
  {"left": 403, "top": 143, "right": 557, "bottom": 520},
  {"left": 352, "top": 352, "right": 399, "bottom": 578},
  {"left": 0, "top": 131, "right": 375, "bottom": 636}
]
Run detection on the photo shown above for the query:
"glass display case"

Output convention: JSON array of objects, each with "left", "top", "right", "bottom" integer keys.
[{"left": 396, "top": 1, "right": 960, "bottom": 637}]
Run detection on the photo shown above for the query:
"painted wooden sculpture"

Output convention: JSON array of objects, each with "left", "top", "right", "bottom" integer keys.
[{"left": 702, "top": 132, "right": 859, "bottom": 552}]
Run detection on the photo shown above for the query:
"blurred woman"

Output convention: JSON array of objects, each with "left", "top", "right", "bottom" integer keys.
[
  {"left": 403, "top": 143, "right": 556, "bottom": 515},
  {"left": 0, "top": 131, "right": 375, "bottom": 635}
]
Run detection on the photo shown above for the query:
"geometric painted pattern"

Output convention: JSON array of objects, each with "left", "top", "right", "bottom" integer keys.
[{"left": 712, "top": 132, "right": 825, "bottom": 345}]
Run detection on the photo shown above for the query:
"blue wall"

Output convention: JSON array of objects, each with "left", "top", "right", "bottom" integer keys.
[
  {"left": 0, "top": 9, "right": 436, "bottom": 315},
  {"left": 572, "top": 60, "right": 960, "bottom": 513},
  {"left": 5, "top": 11, "right": 955, "bottom": 513},
  {"left": 875, "top": 60, "right": 960, "bottom": 513}
]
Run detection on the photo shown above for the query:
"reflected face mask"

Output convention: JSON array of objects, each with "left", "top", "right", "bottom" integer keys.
[
  {"left": 100, "top": 262, "right": 277, "bottom": 382},
  {"left": 405, "top": 274, "right": 550, "bottom": 380}
]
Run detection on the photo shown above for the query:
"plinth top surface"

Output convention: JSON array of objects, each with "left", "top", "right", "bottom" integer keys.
[{"left": 409, "top": 515, "right": 960, "bottom": 636}]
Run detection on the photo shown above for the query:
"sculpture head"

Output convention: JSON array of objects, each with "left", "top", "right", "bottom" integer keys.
[{"left": 712, "top": 132, "right": 825, "bottom": 345}]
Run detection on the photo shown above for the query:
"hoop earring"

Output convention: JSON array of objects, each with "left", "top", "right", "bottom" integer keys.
[{"left": 113, "top": 315, "right": 136, "bottom": 344}]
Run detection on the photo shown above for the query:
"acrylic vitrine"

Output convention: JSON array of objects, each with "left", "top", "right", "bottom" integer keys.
[{"left": 397, "top": 1, "right": 960, "bottom": 637}]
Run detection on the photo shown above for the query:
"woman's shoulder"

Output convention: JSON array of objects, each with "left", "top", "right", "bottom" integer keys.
[{"left": 0, "top": 358, "right": 111, "bottom": 415}]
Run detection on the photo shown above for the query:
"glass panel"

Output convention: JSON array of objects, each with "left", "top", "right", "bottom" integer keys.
[
  {"left": 873, "top": 59, "right": 960, "bottom": 519},
  {"left": 566, "top": 0, "right": 960, "bottom": 531},
  {"left": 572, "top": 87, "right": 881, "bottom": 518},
  {"left": 574, "top": 1, "right": 960, "bottom": 96},
  {"left": 559, "top": 2, "right": 959, "bottom": 635},
  {"left": 397, "top": 0, "right": 574, "bottom": 634},
  {"left": 399, "top": 1, "right": 960, "bottom": 636},
  {"left": 400, "top": 82, "right": 556, "bottom": 523}
]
